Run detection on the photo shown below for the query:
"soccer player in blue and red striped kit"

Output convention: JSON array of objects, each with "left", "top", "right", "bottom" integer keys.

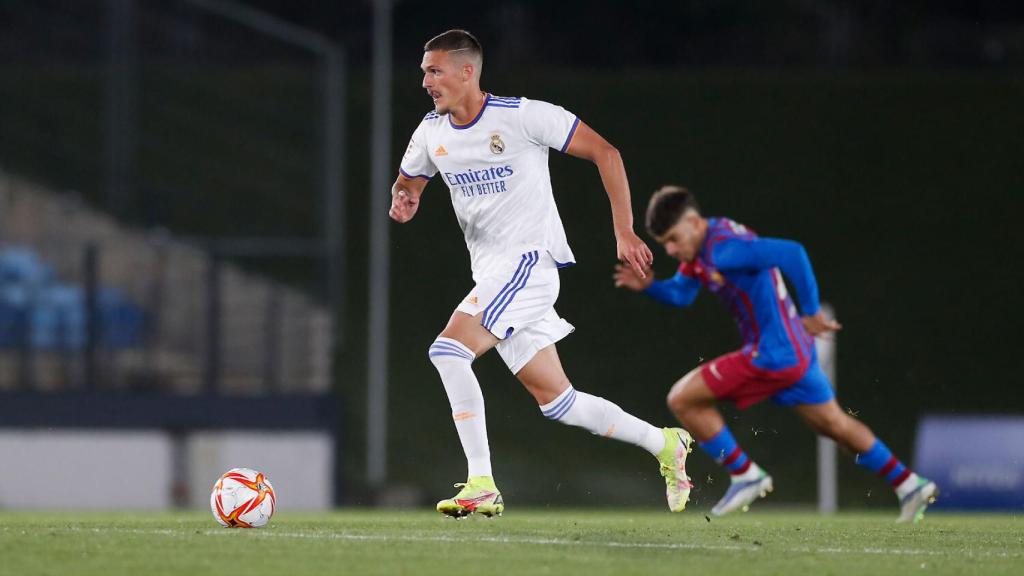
[{"left": 614, "top": 185, "right": 938, "bottom": 522}]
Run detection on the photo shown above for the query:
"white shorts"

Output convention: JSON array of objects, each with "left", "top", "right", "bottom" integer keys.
[{"left": 455, "top": 250, "right": 575, "bottom": 373}]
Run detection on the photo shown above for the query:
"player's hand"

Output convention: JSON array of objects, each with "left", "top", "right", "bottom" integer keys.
[
  {"left": 613, "top": 262, "right": 654, "bottom": 292},
  {"left": 615, "top": 229, "right": 654, "bottom": 280},
  {"left": 802, "top": 310, "right": 842, "bottom": 336},
  {"left": 388, "top": 189, "right": 420, "bottom": 223}
]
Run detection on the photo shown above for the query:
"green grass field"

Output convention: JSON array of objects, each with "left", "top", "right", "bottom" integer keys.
[{"left": 1, "top": 510, "right": 1020, "bottom": 575}]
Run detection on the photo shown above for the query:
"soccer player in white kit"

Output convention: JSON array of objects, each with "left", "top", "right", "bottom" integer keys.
[{"left": 390, "top": 29, "right": 692, "bottom": 517}]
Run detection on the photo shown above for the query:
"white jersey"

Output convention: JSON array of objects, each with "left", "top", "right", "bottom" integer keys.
[{"left": 400, "top": 94, "right": 579, "bottom": 278}]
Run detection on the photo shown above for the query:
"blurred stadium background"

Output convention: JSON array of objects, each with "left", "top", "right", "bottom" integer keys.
[{"left": 0, "top": 0, "right": 1021, "bottom": 514}]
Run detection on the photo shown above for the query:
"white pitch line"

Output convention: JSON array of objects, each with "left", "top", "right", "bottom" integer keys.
[{"left": 32, "top": 525, "right": 1021, "bottom": 560}]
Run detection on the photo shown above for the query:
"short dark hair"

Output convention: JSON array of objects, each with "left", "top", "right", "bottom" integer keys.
[
  {"left": 645, "top": 185, "right": 700, "bottom": 237},
  {"left": 424, "top": 29, "right": 483, "bottom": 61}
]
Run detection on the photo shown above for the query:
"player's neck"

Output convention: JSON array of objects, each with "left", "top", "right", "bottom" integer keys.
[
  {"left": 449, "top": 90, "right": 487, "bottom": 125},
  {"left": 695, "top": 219, "right": 709, "bottom": 249}
]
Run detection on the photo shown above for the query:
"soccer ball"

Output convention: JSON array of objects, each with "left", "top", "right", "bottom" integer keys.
[{"left": 210, "top": 468, "right": 277, "bottom": 528}]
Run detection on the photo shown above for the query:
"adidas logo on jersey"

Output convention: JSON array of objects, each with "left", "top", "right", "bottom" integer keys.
[{"left": 435, "top": 145, "right": 448, "bottom": 157}]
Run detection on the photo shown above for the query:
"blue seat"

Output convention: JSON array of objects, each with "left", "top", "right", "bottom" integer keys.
[
  {"left": 0, "top": 247, "right": 146, "bottom": 351},
  {"left": 98, "top": 288, "right": 145, "bottom": 348},
  {"left": 0, "top": 300, "right": 26, "bottom": 348},
  {"left": 31, "top": 285, "right": 86, "bottom": 350},
  {"left": 0, "top": 248, "right": 54, "bottom": 287}
]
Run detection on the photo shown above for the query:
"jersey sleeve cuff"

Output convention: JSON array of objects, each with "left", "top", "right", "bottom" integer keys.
[
  {"left": 399, "top": 167, "right": 432, "bottom": 181},
  {"left": 801, "top": 303, "right": 821, "bottom": 316},
  {"left": 559, "top": 117, "right": 581, "bottom": 153}
]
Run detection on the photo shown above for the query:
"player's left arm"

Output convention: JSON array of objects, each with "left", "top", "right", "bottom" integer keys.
[
  {"left": 713, "top": 238, "right": 842, "bottom": 335},
  {"left": 565, "top": 122, "right": 653, "bottom": 279},
  {"left": 614, "top": 264, "right": 701, "bottom": 307}
]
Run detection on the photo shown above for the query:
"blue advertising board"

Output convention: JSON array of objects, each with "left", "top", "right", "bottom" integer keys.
[{"left": 915, "top": 416, "right": 1024, "bottom": 510}]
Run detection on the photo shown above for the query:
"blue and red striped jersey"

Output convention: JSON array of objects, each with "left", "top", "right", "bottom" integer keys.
[{"left": 644, "top": 217, "right": 820, "bottom": 371}]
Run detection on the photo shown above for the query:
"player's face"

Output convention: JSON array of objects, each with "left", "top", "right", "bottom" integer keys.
[
  {"left": 657, "top": 212, "right": 704, "bottom": 263},
  {"left": 421, "top": 50, "right": 466, "bottom": 115}
]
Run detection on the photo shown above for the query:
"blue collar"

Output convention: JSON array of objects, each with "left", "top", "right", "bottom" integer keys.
[{"left": 449, "top": 93, "right": 490, "bottom": 130}]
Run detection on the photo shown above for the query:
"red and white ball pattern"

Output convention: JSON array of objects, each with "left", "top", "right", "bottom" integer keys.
[{"left": 210, "top": 468, "right": 276, "bottom": 528}]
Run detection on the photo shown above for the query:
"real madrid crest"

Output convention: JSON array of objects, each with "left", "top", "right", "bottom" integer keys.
[{"left": 489, "top": 133, "right": 505, "bottom": 154}]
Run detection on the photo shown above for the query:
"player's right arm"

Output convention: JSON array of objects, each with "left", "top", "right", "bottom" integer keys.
[
  {"left": 391, "top": 119, "right": 437, "bottom": 223},
  {"left": 613, "top": 264, "right": 700, "bottom": 307},
  {"left": 389, "top": 173, "right": 428, "bottom": 223}
]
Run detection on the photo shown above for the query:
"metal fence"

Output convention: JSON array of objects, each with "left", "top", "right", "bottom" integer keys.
[
  {"left": 1, "top": 173, "right": 331, "bottom": 395},
  {"left": 0, "top": 0, "right": 345, "bottom": 399}
]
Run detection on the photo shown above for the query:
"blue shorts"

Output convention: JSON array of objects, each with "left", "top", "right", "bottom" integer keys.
[
  {"left": 770, "top": 355, "right": 835, "bottom": 407},
  {"left": 702, "top": 348, "right": 836, "bottom": 409}
]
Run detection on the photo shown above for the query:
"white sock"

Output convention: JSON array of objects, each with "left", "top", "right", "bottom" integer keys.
[
  {"left": 539, "top": 386, "right": 665, "bottom": 456},
  {"left": 895, "top": 472, "right": 921, "bottom": 499},
  {"left": 429, "top": 337, "right": 491, "bottom": 477},
  {"left": 732, "top": 462, "right": 765, "bottom": 483}
]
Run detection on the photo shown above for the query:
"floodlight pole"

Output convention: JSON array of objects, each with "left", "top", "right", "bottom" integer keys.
[
  {"left": 323, "top": 48, "right": 347, "bottom": 351},
  {"left": 104, "top": 0, "right": 137, "bottom": 219},
  {"left": 366, "top": 0, "right": 393, "bottom": 490},
  {"left": 816, "top": 303, "right": 838, "bottom": 514}
]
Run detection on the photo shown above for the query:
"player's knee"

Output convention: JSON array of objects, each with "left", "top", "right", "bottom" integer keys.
[
  {"left": 531, "top": 378, "right": 572, "bottom": 407},
  {"left": 666, "top": 384, "right": 692, "bottom": 419},
  {"left": 666, "top": 390, "right": 680, "bottom": 415},
  {"left": 427, "top": 337, "right": 475, "bottom": 368},
  {"left": 666, "top": 374, "right": 696, "bottom": 416}
]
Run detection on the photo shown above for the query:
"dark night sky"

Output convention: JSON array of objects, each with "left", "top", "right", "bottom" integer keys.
[
  {"left": 237, "top": 0, "right": 1024, "bottom": 69},
  {"left": 3, "top": 0, "right": 1024, "bottom": 68}
]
